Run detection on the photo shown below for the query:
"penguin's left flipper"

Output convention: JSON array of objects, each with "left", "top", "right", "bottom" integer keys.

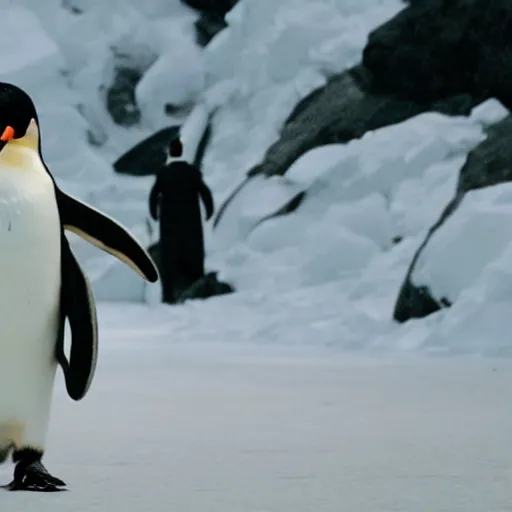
[
  {"left": 55, "top": 188, "right": 159, "bottom": 283},
  {"left": 56, "top": 238, "right": 98, "bottom": 402}
]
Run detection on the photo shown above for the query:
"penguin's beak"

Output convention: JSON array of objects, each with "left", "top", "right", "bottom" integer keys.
[{"left": 0, "top": 126, "right": 15, "bottom": 153}]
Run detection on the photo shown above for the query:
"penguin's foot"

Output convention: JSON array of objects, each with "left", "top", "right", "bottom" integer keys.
[{"left": 3, "top": 448, "right": 66, "bottom": 492}]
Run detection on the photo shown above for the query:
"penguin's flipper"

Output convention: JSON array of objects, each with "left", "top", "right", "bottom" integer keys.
[
  {"left": 198, "top": 180, "right": 215, "bottom": 221},
  {"left": 55, "top": 188, "right": 159, "bottom": 282},
  {"left": 56, "top": 238, "right": 98, "bottom": 402}
]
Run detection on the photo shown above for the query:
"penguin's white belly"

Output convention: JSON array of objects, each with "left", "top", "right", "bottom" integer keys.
[{"left": 0, "top": 164, "right": 61, "bottom": 453}]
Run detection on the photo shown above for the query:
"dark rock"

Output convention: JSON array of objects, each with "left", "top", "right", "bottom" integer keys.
[
  {"left": 182, "top": 0, "right": 239, "bottom": 45},
  {"left": 182, "top": 0, "right": 238, "bottom": 16},
  {"left": 214, "top": 65, "right": 475, "bottom": 227},
  {"left": 195, "top": 12, "right": 228, "bottom": 46},
  {"left": 363, "top": 0, "right": 512, "bottom": 109},
  {"left": 105, "top": 67, "right": 142, "bottom": 127},
  {"left": 148, "top": 246, "right": 233, "bottom": 303},
  {"left": 394, "top": 114, "right": 512, "bottom": 323},
  {"left": 252, "top": 191, "right": 307, "bottom": 231},
  {"left": 249, "top": 65, "right": 475, "bottom": 179},
  {"left": 457, "top": 115, "right": 512, "bottom": 194},
  {"left": 394, "top": 196, "right": 462, "bottom": 323},
  {"left": 164, "top": 101, "right": 196, "bottom": 116},
  {"left": 113, "top": 116, "right": 212, "bottom": 177},
  {"left": 176, "top": 271, "right": 235, "bottom": 303},
  {"left": 113, "top": 126, "right": 180, "bottom": 176},
  {"left": 62, "top": 0, "right": 83, "bottom": 14}
]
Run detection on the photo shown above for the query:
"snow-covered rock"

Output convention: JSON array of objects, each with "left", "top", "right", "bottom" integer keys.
[
  {"left": 207, "top": 106, "right": 489, "bottom": 305},
  {"left": 200, "top": 0, "right": 404, "bottom": 199},
  {"left": 413, "top": 183, "right": 512, "bottom": 304},
  {"left": 213, "top": 109, "right": 486, "bottom": 248},
  {"left": 395, "top": 103, "right": 512, "bottom": 324}
]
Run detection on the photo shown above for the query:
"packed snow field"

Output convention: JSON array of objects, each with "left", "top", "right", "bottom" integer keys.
[{"left": 1, "top": 309, "right": 512, "bottom": 511}]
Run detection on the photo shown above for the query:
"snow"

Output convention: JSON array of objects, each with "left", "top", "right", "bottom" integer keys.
[
  {"left": 413, "top": 182, "right": 512, "bottom": 303},
  {"left": 201, "top": 0, "right": 405, "bottom": 197},
  {"left": 135, "top": 16, "right": 205, "bottom": 130},
  {"left": 2, "top": 306, "right": 512, "bottom": 510},
  {"left": 0, "top": 0, "right": 507, "bottom": 352},
  {"left": 209, "top": 110, "right": 487, "bottom": 295}
]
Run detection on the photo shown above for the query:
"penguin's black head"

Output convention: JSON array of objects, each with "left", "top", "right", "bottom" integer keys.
[
  {"left": 168, "top": 136, "right": 183, "bottom": 158},
  {"left": 0, "top": 82, "right": 38, "bottom": 153}
]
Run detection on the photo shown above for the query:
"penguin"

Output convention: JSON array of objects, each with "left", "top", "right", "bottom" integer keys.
[
  {"left": 0, "top": 83, "right": 158, "bottom": 492},
  {"left": 148, "top": 135, "right": 214, "bottom": 303}
]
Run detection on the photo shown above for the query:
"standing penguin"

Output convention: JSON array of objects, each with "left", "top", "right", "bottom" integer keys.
[
  {"left": 0, "top": 83, "right": 158, "bottom": 492},
  {"left": 148, "top": 136, "right": 214, "bottom": 303}
]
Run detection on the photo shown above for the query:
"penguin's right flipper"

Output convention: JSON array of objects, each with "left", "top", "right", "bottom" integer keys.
[
  {"left": 56, "top": 237, "right": 98, "bottom": 402},
  {"left": 55, "top": 188, "right": 159, "bottom": 283},
  {"left": 198, "top": 181, "right": 215, "bottom": 220}
]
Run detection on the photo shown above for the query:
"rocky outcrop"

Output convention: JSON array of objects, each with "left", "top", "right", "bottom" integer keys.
[
  {"left": 214, "top": 64, "right": 474, "bottom": 226},
  {"left": 113, "top": 126, "right": 180, "bottom": 176},
  {"left": 457, "top": 116, "right": 512, "bottom": 193},
  {"left": 176, "top": 271, "right": 235, "bottom": 303},
  {"left": 363, "top": 0, "right": 512, "bottom": 109},
  {"left": 248, "top": 65, "right": 474, "bottom": 179},
  {"left": 394, "top": 114, "right": 512, "bottom": 323},
  {"left": 113, "top": 123, "right": 211, "bottom": 176},
  {"left": 182, "top": 0, "right": 238, "bottom": 16},
  {"left": 195, "top": 12, "right": 228, "bottom": 46},
  {"left": 393, "top": 197, "right": 461, "bottom": 323},
  {"left": 105, "top": 67, "right": 143, "bottom": 127}
]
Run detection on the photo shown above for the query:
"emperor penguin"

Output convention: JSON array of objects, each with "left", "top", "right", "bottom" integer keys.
[{"left": 0, "top": 83, "right": 158, "bottom": 492}]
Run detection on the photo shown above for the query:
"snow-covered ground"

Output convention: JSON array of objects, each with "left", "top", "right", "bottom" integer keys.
[{"left": 1, "top": 304, "right": 511, "bottom": 511}]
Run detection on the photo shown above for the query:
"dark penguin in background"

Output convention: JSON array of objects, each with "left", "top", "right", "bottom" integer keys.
[
  {"left": 0, "top": 83, "right": 158, "bottom": 492},
  {"left": 149, "top": 136, "right": 214, "bottom": 303}
]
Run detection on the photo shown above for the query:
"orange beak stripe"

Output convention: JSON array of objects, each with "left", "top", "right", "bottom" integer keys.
[{"left": 0, "top": 126, "right": 15, "bottom": 142}]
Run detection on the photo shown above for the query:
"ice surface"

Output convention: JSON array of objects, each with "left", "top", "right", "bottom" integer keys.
[{"left": 2, "top": 305, "right": 512, "bottom": 511}]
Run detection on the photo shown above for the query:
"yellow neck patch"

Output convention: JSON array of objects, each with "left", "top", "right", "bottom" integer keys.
[{"left": 0, "top": 119, "right": 41, "bottom": 170}]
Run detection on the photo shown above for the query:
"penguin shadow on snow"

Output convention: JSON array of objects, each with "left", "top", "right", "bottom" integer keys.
[
  {"left": 148, "top": 134, "right": 234, "bottom": 304},
  {"left": 0, "top": 82, "right": 159, "bottom": 492}
]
